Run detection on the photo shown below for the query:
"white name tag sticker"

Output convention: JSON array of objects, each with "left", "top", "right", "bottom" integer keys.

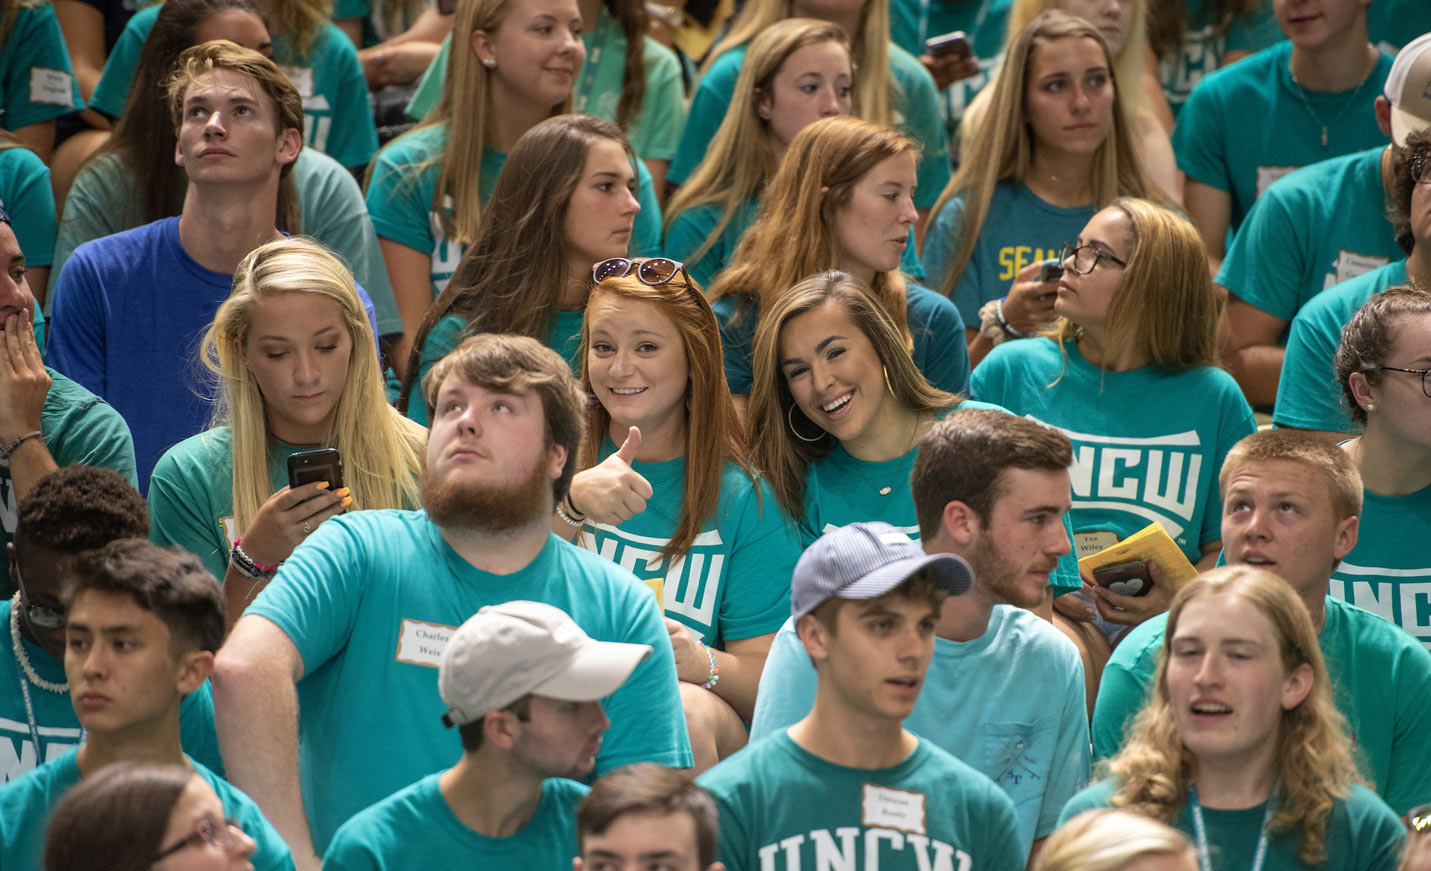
[
  {"left": 395, "top": 618, "right": 456, "bottom": 668},
  {"left": 1334, "top": 250, "right": 1390, "bottom": 285},
  {"left": 280, "top": 64, "right": 316, "bottom": 98},
  {"left": 1255, "top": 165, "right": 1298, "bottom": 199},
  {"left": 1074, "top": 530, "right": 1120, "bottom": 559},
  {"left": 29, "top": 68, "right": 74, "bottom": 107},
  {"left": 861, "top": 784, "right": 926, "bottom": 835}
]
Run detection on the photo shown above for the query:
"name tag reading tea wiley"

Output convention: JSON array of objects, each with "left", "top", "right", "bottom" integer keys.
[
  {"left": 862, "top": 784, "right": 926, "bottom": 835},
  {"left": 395, "top": 619, "right": 456, "bottom": 668}
]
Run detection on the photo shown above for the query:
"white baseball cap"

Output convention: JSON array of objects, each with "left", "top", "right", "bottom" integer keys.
[
  {"left": 1386, "top": 32, "right": 1431, "bottom": 147},
  {"left": 438, "top": 601, "right": 652, "bottom": 727}
]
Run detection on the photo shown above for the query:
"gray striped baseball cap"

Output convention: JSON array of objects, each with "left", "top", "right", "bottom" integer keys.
[{"left": 791, "top": 522, "right": 974, "bottom": 620}]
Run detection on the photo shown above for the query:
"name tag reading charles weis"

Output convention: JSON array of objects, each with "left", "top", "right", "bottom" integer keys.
[
  {"left": 862, "top": 784, "right": 926, "bottom": 835},
  {"left": 395, "top": 619, "right": 457, "bottom": 668}
]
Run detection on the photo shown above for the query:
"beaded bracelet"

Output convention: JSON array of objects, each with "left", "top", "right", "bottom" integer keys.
[
  {"left": 554, "top": 501, "right": 584, "bottom": 528},
  {"left": 230, "top": 537, "right": 280, "bottom": 580},
  {"left": 0, "top": 430, "right": 42, "bottom": 459},
  {"left": 700, "top": 643, "right": 720, "bottom": 690}
]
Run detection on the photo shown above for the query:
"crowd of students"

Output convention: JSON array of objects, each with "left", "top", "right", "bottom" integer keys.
[{"left": 2, "top": 0, "right": 1431, "bottom": 866}]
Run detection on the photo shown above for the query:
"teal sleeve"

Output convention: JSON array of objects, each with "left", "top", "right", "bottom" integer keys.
[
  {"left": 179, "top": 683, "right": 226, "bottom": 777},
  {"left": 1216, "top": 186, "right": 1307, "bottom": 320},
  {"left": 747, "top": 622, "right": 815, "bottom": 741},
  {"left": 333, "top": 0, "right": 369, "bottom": 20},
  {"left": 889, "top": 49, "right": 952, "bottom": 210},
  {"left": 626, "top": 38, "right": 686, "bottom": 163},
  {"left": 47, "top": 158, "right": 131, "bottom": 306},
  {"left": 46, "top": 386, "right": 138, "bottom": 486},
  {"left": 1040, "top": 658, "right": 1091, "bottom": 838},
  {"left": 366, "top": 141, "right": 437, "bottom": 255},
  {"left": 147, "top": 449, "right": 229, "bottom": 581},
  {"left": 715, "top": 479, "right": 799, "bottom": 642},
  {"left": 713, "top": 296, "right": 757, "bottom": 395},
  {"left": 90, "top": 4, "right": 155, "bottom": 117},
  {"left": 1380, "top": 646, "right": 1431, "bottom": 814},
  {"left": 707, "top": 787, "right": 755, "bottom": 871},
  {"left": 310, "top": 26, "right": 380, "bottom": 168},
  {"left": 2, "top": 147, "right": 55, "bottom": 266},
  {"left": 405, "top": 314, "right": 466, "bottom": 427},
  {"left": 1273, "top": 302, "right": 1357, "bottom": 433},
  {"left": 1054, "top": 780, "right": 1117, "bottom": 828},
  {"left": 633, "top": 157, "right": 662, "bottom": 255},
  {"left": 214, "top": 777, "right": 298, "bottom": 871},
  {"left": 1091, "top": 645, "right": 1154, "bottom": 760},
  {"left": 899, "top": 225, "right": 925, "bottom": 281},
  {"left": 404, "top": 34, "right": 449, "bottom": 121},
  {"left": 981, "top": 794, "right": 1027, "bottom": 871},
  {"left": 922, "top": 194, "right": 962, "bottom": 297},
  {"left": 906, "top": 285, "right": 969, "bottom": 395},
  {"left": 1171, "top": 81, "right": 1232, "bottom": 193},
  {"left": 1, "top": 3, "right": 83, "bottom": 129},
  {"left": 668, "top": 51, "right": 740, "bottom": 185}
]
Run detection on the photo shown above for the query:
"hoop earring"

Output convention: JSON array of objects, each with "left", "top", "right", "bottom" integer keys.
[
  {"left": 883, "top": 365, "right": 895, "bottom": 397},
  {"left": 787, "top": 404, "right": 825, "bottom": 443}
]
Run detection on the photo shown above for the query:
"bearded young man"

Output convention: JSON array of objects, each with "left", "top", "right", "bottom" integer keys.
[{"left": 212, "top": 334, "right": 691, "bottom": 871}]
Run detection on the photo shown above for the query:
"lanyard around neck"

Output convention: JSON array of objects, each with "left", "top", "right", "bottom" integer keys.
[
  {"left": 1189, "top": 787, "right": 1274, "bottom": 871},
  {"left": 575, "top": 4, "right": 610, "bottom": 114}
]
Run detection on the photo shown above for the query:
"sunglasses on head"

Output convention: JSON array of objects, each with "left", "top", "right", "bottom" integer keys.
[{"left": 592, "top": 258, "right": 691, "bottom": 287}]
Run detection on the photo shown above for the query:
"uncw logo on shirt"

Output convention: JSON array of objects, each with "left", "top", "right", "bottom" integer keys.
[
  {"left": 757, "top": 827, "right": 973, "bottom": 871},
  {"left": 1060, "top": 427, "right": 1205, "bottom": 541}
]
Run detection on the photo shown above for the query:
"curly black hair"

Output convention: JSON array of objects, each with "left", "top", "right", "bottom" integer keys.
[{"left": 15, "top": 466, "right": 149, "bottom": 554}]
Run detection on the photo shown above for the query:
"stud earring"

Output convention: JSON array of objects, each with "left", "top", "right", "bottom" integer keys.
[
  {"left": 1365, "top": 402, "right": 1376, "bottom": 412},
  {"left": 482, "top": 57, "right": 496, "bottom": 68}
]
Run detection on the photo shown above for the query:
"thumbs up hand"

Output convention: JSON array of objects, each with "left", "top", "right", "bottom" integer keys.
[{"left": 566, "top": 426, "right": 654, "bottom": 525}]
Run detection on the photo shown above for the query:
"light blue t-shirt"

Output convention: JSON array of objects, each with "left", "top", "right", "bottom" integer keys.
[
  {"left": 749, "top": 605, "right": 1088, "bottom": 854},
  {"left": 1332, "top": 482, "right": 1431, "bottom": 652},
  {"left": 669, "top": 43, "right": 952, "bottom": 210},
  {"left": 1156, "top": 0, "right": 1281, "bottom": 117},
  {"left": 712, "top": 283, "right": 968, "bottom": 397},
  {"left": 1058, "top": 780, "right": 1404, "bottom": 871},
  {"left": 1219, "top": 147, "right": 1399, "bottom": 326},
  {"left": 578, "top": 447, "right": 798, "bottom": 645},
  {"left": 323, "top": 773, "right": 587, "bottom": 871},
  {"left": 923, "top": 181, "right": 1095, "bottom": 327},
  {"left": 698, "top": 732, "right": 1025, "bottom": 871},
  {"left": 245, "top": 510, "right": 692, "bottom": 851},
  {"left": 1090, "top": 597, "right": 1431, "bottom": 815},
  {"left": 366, "top": 123, "right": 663, "bottom": 300},
  {"left": 0, "top": 146, "right": 54, "bottom": 269},
  {"left": 0, "top": 749, "right": 293, "bottom": 871},
  {"left": 888, "top": 0, "right": 1012, "bottom": 140},
  {"left": 1274, "top": 260, "right": 1406, "bottom": 433},
  {"left": 0, "top": 2, "right": 83, "bottom": 130},
  {"left": 90, "top": 6, "right": 378, "bottom": 168},
  {"left": 971, "top": 337, "right": 1257, "bottom": 564},
  {"left": 1172, "top": 41, "right": 1393, "bottom": 234}
]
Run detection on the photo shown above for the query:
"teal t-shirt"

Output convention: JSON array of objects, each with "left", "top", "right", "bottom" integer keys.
[
  {"left": 0, "top": 749, "right": 293, "bottom": 871},
  {"left": 888, "top": 0, "right": 1012, "bottom": 140},
  {"left": 1090, "top": 597, "right": 1431, "bottom": 815},
  {"left": 1172, "top": 41, "right": 1393, "bottom": 234},
  {"left": 577, "top": 447, "right": 798, "bottom": 645},
  {"left": 972, "top": 338, "right": 1256, "bottom": 563},
  {"left": 711, "top": 283, "right": 968, "bottom": 397},
  {"left": 923, "top": 181, "right": 1095, "bottom": 327},
  {"left": 1, "top": 370, "right": 136, "bottom": 594},
  {"left": 1218, "top": 147, "right": 1398, "bottom": 326},
  {"left": 0, "top": 146, "right": 54, "bottom": 268},
  {"left": 1368, "top": 0, "right": 1431, "bottom": 56},
  {"left": 49, "top": 147, "right": 402, "bottom": 335},
  {"left": 1156, "top": 0, "right": 1281, "bottom": 118},
  {"left": 697, "top": 732, "right": 1025, "bottom": 871},
  {"left": 366, "top": 123, "right": 662, "bottom": 300},
  {"left": 245, "top": 511, "right": 693, "bottom": 851},
  {"left": 1274, "top": 260, "right": 1405, "bottom": 433},
  {"left": 323, "top": 773, "right": 586, "bottom": 871},
  {"left": 406, "top": 25, "right": 686, "bottom": 164},
  {"left": 0, "top": 598, "right": 224, "bottom": 784},
  {"left": 405, "top": 309, "right": 585, "bottom": 427},
  {"left": 0, "top": 2, "right": 83, "bottom": 130},
  {"left": 332, "top": 0, "right": 420, "bottom": 47},
  {"left": 91, "top": 7, "right": 378, "bottom": 168},
  {"left": 749, "top": 606, "right": 1088, "bottom": 855},
  {"left": 669, "top": 43, "right": 952, "bottom": 211},
  {"left": 1332, "top": 482, "right": 1431, "bottom": 652},
  {"left": 1058, "top": 780, "right": 1404, "bottom": 871}
]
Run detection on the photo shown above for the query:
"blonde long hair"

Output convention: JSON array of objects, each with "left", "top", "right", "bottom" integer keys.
[
  {"left": 702, "top": 0, "right": 892, "bottom": 126},
  {"left": 1109, "top": 566, "right": 1364, "bottom": 866},
  {"left": 267, "top": 0, "right": 328, "bottom": 57},
  {"left": 709, "top": 116, "right": 916, "bottom": 346},
  {"left": 1035, "top": 809, "right": 1193, "bottom": 871},
  {"left": 664, "top": 19, "right": 852, "bottom": 269},
  {"left": 203, "top": 238, "right": 426, "bottom": 533},
  {"left": 930, "top": 10, "right": 1159, "bottom": 296}
]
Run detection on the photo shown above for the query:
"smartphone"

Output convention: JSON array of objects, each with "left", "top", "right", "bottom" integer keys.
[
  {"left": 925, "top": 30, "right": 971, "bottom": 61},
  {"left": 1092, "top": 559, "right": 1152, "bottom": 597},
  {"left": 287, "top": 448, "right": 344, "bottom": 492},
  {"left": 1039, "top": 258, "right": 1064, "bottom": 282}
]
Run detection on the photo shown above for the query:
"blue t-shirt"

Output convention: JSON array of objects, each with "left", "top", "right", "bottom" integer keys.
[
  {"left": 749, "top": 606, "right": 1088, "bottom": 854},
  {"left": 712, "top": 282, "right": 968, "bottom": 397},
  {"left": 578, "top": 447, "right": 798, "bottom": 645},
  {"left": 0, "top": 146, "right": 55, "bottom": 268},
  {"left": 1274, "top": 260, "right": 1405, "bottom": 434},
  {"left": 90, "top": 6, "right": 377, "bottom": 168},
  {"left": 1172, "top": 41, "right": 1393, "bottom": 234},
  {"left": 245, "top": 510, "right": 692, "bottom": 851},
  {"left": 923, "top": 181, "right": 1095, "bottom": 327},
  {"left": 1219, "top": 147, "right": 1399, "bottom": 326},
  {"left": 669, "top": 42, "right": 951, "bottom": 210},
  {"left": 698, "top": 732, "right": 1025, "bottom": 871},
  {"left": 972, "top": 337, "right": 1257, "bottom": 563},
  {"left": 323, "top": 773, "right": 587, "bottom": 871},
  {"left": 0, "top": 749, "right": 293, "bottom": 871},
  {"left": 45, "top": 217, "right": 379, "bottom": 492},
  {"left": 0, "top": 2, "right": 83, "bottom": 130}
]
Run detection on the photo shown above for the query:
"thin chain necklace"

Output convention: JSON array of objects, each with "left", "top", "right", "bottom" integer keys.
[
  {"left": 1289, "top": 50, "right": 1378, "bottom": 148},
  {"left": 10, "top": 594, "right": 72, "bottom": 763},
  {"left": 847, "top": 412, "right": 922, "bottom": 497}
]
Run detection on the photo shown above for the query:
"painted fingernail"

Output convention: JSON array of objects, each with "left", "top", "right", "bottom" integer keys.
[
  {"left": 338, "top": 487, "right": 351, "bottom": 497},
  {"left": 316, "top": 481, "right": 329, "bottom": 490},
  {"left": 341, "top": 496, "right": 353, "bottom": 507}
]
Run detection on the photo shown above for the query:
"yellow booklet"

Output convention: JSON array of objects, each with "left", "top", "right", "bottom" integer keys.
[{"left": 1078, "top": 522, "right": 1199, "bottom": 590}]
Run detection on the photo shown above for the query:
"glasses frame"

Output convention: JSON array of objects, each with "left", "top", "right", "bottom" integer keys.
[
  {"left": 1410, "top": 152, "right": 1431, "bottom": 185},
  {"left": 13, "top": 563, "right": 64, "bottom": 630},
  {"left": 1378, "top": 366, "right": 1431, "bottom": 398},
  {"left": 1060, "top": 241, "right": 1128, "bottom": 276},
  {"left": 1409, "top": 803, "right": 1431, "bottom": 833},
  {"left": 152, "top": 817, "right": 243, "bottom": 862},
  {"left": 591, "top": 257, "right": 692, "bottom": 288}
]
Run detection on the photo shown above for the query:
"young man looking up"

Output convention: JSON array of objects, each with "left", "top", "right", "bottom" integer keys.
[
  {"left": 213, "top": 334, "right": 690, "bottom": 871},
  {"left": 1092, "top": 429, "right": 1431, "bottom": 817},
  {"left": 576, "top": 762, "right": 724, "bottom": 871},
  {"left": 698, "top": 521, "right": 1024, "bottom": 871},
  {"left": 324, "top": 600, "right": 652, "bottom": 870},
  {"left": 0, "top": 538, "right": 293, "bottom": 870},
  {"left": 748, "top": 409, "right": 1087, "bottom": 867}
]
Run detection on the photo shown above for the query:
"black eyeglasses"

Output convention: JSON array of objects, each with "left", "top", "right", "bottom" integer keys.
[
  {"left": 592, "top": 257, "right": 691, "bottom": 287},
  {"left": 1410, "top": 152, "right": 1431, "bottom": 185},
  {"left": 1379, "top": 366, "right": 1431, "bottom": 398},
  {"left": 153, "top": 818, "right": 244, "bottom": 862},
  {"left": 14, "top": 565, "right": 64, "bottom": 630},
  {"left": 1060, "top": 241, "right": 1128, "bottom": 276}
]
